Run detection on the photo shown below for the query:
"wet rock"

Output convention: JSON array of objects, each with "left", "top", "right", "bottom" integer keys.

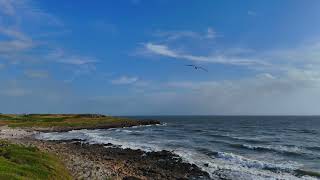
[
  {"left": 10, "top": 137, "right": 211, "bottom": 180},
  {"left": 123, "top": 176, "right": 142, "bottom": 180}
]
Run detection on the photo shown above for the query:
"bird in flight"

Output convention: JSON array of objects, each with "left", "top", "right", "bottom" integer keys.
[{"left": 185, "top": 64, "right": 208, "bottom": 72}]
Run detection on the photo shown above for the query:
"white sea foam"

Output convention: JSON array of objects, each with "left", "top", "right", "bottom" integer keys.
[
  {"left": 236, "top": 143, "right": 313, "bottom": 155},
  {"left": 214, "top": 151, "right": 299, "bottom": 171},
  {"left": 36, "top": 125, "right": 319, "bottom": 180},
  {"left": 174, "top": 150, "right": 317, "bottom": 180}
]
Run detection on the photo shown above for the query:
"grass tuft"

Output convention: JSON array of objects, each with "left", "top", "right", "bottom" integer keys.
[{"left": 0, "top": 140, "right": 72, "bottom": 180}]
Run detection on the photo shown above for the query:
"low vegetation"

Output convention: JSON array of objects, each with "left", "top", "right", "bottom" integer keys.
[
  {"left": 0, "top": 114, "right": 156, "bottom": 131},
  {"left": 0, "top": 114, "right": 159, "bottom": 179},
  {"left": 0, "top": 140, "right": 72, "bottom": 180}
]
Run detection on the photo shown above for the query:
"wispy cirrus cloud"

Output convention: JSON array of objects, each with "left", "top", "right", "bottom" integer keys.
[
  {"left": 0, "top": 0, "right": 63, "bottom": 26},
  {"left": 134, "top": 36, "right": 320, "bottom": 115},
  {"left": 138, "top": 27, "right": 270, "bottom": 67},
  {"left": 266, "top": 41, "right": 320, "bottom": 64},
  {"left": 0, "top": 27, "right": 31, "bottom": 41},
  {"left": 0, "top": 0, "right": 99, "bottom": 83},
  {"left": 141, "top": 29, "right": 320, "bottom": 73},
  {"left": 153, "top": 27, "right": 217, "bottom": 41},
  {"left": 0, "top": 26, "right": 34, "bottom": 57},
  {"left": 0, "top": 0, "right": 57, "bottom": 62},
  {"left": 47, "top": 49, "right": 98, "bottom": 83},
  {"left": 206, "top": 27, "right": 216, "bottom": 39},
  {"left": 143, "top": 43, "right": 268, "bottom": 66},
  {"left": 48, "top": 49, "right": 98, "bottom": 65},
  {"left": 111, "top": 76, "right": 139, "bottom": 85},
  {"left": 93, "top": 68, "right": 320, "bottom": 115}
]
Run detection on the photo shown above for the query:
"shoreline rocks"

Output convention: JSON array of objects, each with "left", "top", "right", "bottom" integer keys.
[
  {"left": 19, "top": 139, "right": 211, "bottom": 180},
  {"left": 0, "top": 121, "right": 212, "bottom": 180}
]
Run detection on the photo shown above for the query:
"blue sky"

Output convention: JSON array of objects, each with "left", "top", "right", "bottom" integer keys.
[{"left": 1, "top": 0, "right": 320, "bottom": 115}]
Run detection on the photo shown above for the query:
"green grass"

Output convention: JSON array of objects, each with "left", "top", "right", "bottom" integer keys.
[
  {"left": 0, "top": 140, "right": 72, "bottom": 180},
  {"left": 0, "top": 114, "right": 132, "bottom": 129}
]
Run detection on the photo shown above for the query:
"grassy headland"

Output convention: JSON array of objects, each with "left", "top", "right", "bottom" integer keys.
[
  {"left": 0, "top": 140, "right": 72, "bottom": 180},
  {"left": 0, "top": 114, "right": 160, "bottom": 132},
  {"left": 0, "top": 114, "right": 162, "bottom": 179}
]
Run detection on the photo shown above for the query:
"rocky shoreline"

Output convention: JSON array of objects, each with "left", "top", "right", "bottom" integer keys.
[
  {"left": 0, "top": 123, "right": 212, "bottom": 180},
  {"left": 23, "top": 139, "right": 211, "bottom": 180},
  {"left": 27, "top": 119, "right": 161, "bottom": 132}
]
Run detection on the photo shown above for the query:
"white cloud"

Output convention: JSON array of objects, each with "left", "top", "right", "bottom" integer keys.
[
  {"left": 47, "top": 49, "right": 98, "bottom": 81},
  {"left": 0, "top": 0, "right": 63, "bottom": 26},
  {"left": 111, "top": 76, "right": 139, "bottom": 85},
  {"left": 154, "top": 30, "right": 200, "bottom": 41},
  {"left": 55, "top": 55, "right": 98, "bottom": 65},
  {"left": 206, "top": 27, "right": 216, "bottom": 39},
  {"left": 0, "top": 39, "right": 33, "bottom": 53},
  {"left": 144, "top": 43, "right": 268, "bottom": 66},
  {"left": 0, "top": 0, "right": 58, "bottom": 61},
  {"left": 153, "top": 28, "right": 218, "bottom": 41},
  {"left": 141, "top": 38, "right": 320, "bottom": 73},
  {"left": 48, "top": 48, "right": 98, "bottom": 66},
  {"left": 145, "top": 43, "right": 179, "bottom": 58},
  {"left": 1, "top": 68, "right": 317, "bottom": 115},
  {"left": 94, "top": 68, "right": 320, "bottom": 115},
  {"left": 0, "top": 0, "right": 99, "bottom": 86},
  {"left": 256, "top": 73, "right": 276, "bottom": 80},
  {"left": 267, "top": 42, "right": 320, "bottom": 64},
  {"left": 0, "top": 27, "right": 31, "bottom": 41},
  {"left": 0, "top": 27, "right": 34, "bottom": 54}
]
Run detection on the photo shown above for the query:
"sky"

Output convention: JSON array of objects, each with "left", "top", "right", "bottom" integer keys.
[{"left": 1, "top": 0, "right": 320, "bottom": 115}]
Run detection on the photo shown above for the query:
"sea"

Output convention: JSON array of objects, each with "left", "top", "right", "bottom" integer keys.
[{"left": 36, "top": 116, "right": 320, "bottom": 180}]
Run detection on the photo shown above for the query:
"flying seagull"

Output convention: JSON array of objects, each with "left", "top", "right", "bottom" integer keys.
[{"left": 185, "top": 64, "right": 208, "bottom": 72}]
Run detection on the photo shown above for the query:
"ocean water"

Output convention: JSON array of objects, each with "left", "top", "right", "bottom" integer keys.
[{"left": 36, "top": 116, "right": 320, "bottom": 180}]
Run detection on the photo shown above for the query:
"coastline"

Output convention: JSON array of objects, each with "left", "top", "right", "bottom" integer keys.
[
  {"left": 28, "top": 119, "right": 161, "bottom": 132},
  {"left": 1, "top": 115, "right": 320, "bottom": 179},
  {"left": 0, "top": 121, "right": 211, "bottom": 180}
]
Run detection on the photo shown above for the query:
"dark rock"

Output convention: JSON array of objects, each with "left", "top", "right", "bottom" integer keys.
[
  {"left": 123, "top": 176, "right": 142, "bottom": 180},
  {"left": 56, "top": 141, "right": 211, "bottom": 179}
]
